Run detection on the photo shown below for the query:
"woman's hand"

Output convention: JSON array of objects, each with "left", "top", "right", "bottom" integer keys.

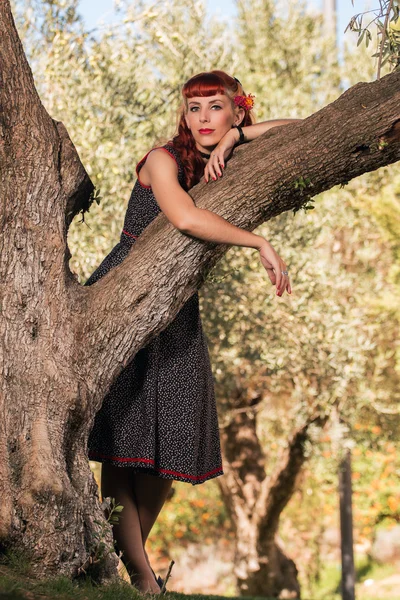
[
  {"left": 204, "top": 128, "right": 239, "bottom": 182},
  {"left": 258, "top": 240, "right": 291, "bottom": 297}
]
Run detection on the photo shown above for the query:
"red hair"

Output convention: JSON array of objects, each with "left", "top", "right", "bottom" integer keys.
[{"left": 167, "top": 71, "right": 255, "bottom": 190}]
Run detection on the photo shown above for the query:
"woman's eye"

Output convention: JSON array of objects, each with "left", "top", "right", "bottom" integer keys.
[{"left": 189, "top": 105, "right": 222, "bottom": 112}]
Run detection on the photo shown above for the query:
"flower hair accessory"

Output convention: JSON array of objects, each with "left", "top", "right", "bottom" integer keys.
[{"left": 233, "top": 93, "right": 255, "bottom": 111}]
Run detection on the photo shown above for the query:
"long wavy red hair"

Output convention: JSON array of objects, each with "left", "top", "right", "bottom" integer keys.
[{"left": 168, "top": 71, "right": 255, "bottom": 190}]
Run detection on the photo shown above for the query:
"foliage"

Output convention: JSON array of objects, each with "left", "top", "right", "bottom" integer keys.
[
  {"left": 149, "top": 479, "right": 233, "bottom": 558},
  {"left": 77, "top": 497, "right": 124, "bottom": 577},
  {"left": 202, "top": 182, "right": 399, "bottom": 454},
  {"left": 234, "top": 0, "right": 342, "bottom": 120},
  {"left": 346, "top": 0, "right": 400, "bottom": 78},
  {"left": 280, "top": 426, "right": 400, "bottom": 596},
  {"left": 351, "top": 433, "right": 400, "bottom": 532},
  {"left": 292, "top": 175, "right": 315, "bottom": 213}
]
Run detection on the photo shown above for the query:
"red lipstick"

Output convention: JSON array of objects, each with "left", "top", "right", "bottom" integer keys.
[{"left": 199, "top": 129, "right": 214, "bottom": 134}]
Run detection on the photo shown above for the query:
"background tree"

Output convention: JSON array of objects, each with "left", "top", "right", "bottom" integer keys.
[
  {"left": 200, "top": 179, "right": 400, "bottom": 594},
  {"left": 197, "top": 1, "right": 400, "bottom": 594}
]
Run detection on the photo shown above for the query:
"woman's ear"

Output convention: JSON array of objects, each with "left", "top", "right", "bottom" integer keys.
[{"left": 234, "top": 108, "right": 245, "bottom": 126}]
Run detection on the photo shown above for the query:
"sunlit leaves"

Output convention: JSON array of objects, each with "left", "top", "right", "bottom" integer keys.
[
  {"left": 234, "top": 0, "right": 342, "bottom": 120},
  {"left": 345, "top": 1, "right": 400, "bottom": 78}
]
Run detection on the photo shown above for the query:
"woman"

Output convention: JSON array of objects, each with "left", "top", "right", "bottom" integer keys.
[{"left": 86, "top": 70, "right": 296, "bottom": 594}]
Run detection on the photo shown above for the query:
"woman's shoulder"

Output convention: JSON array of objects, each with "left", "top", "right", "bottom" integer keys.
[
  {"left": 152, "top": 143, "right": 183, "bottom": 171},
  {"left": 138, "top": 143, "right": 182, "bottom": 168},
  {"left": 135, "top": 143, "right": 186, "bottom": 188}
]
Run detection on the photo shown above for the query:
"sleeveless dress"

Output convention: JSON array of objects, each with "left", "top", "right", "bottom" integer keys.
[{"left": 85, "top": 143, "right": 223, "bottom": 485}]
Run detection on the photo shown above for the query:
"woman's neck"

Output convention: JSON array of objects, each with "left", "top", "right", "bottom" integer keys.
[
  {"left": 196, "top": 143, "right": 215, "bottom": 161},
  {"left": 198, "top": 150, "right": 211, "bottom": 160}
]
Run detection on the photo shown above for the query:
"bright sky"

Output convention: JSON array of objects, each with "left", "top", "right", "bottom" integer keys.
[{"left": 77, "top": 0, "right": 368, "bottom": 46}]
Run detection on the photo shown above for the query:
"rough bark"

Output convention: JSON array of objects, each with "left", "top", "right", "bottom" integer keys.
[
  {"left": 1, "top": 0, "right": 400, "bottom": 581},
  {"left": 218, "top": 385, "right": 327, "bottom": 598}
]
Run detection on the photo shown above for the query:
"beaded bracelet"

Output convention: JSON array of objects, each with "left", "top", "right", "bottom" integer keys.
[{"left": 233, "top": 125, "right": 246, "bottom": 145}]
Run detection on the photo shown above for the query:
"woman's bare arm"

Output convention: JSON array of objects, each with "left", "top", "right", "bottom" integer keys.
[
  {"left": 145, "top": 148, "right": 290, "bottom": 295},
  {"left": 145, "top": 149, "right": 264, "bottom": 250},
  {"left": 239, "top": 118, "right": 302, "bottom": 142}
]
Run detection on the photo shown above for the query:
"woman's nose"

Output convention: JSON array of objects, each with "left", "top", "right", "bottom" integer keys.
[{"left": 199, "top": 112, "right": 210, "bottom": 123}]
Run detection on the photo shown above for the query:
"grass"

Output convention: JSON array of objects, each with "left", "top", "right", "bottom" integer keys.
[
  {"left": 0, "top": 550, "right": 269, "bottom": 600},
  {"left": 311, "top": 555, "right": 400, "bottom": 600},
  {"left": 1, "top": 550, "right": 399, "bottom": 600},
  {"left": 0, "top": 566, "right": 272, "bottom": 600}
]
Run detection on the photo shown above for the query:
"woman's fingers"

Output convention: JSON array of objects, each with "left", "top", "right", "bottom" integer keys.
[
  {"left": 277, "top": 270, "right": 288, "bottom": 292},
  {"left": 277, "top": 274, "right": 291, "bottom": 296},
  {"left": 277, "top": 276, "right": 287, "bottom": 296},
  {"left": 259, "top": 254, "right": 276, "bottom": 284},
  {"left": 204, "top": 152, "right": 225, "bottom": 181},
  {"left": 268, "top": 258, "right": 283, "bottom": 292},
  {"left": 276, "top": 261, "right": 291, "bottom": 296},
  {"left": 259, "top": 249, "right": 291, "bottom": 296},
  {"left": 262, "top": 266, "right": 277, "bottom": 286}
]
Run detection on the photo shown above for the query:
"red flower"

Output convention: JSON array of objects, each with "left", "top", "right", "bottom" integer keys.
[{"left": 233, "top": 93, "right": 255, "bottom": 110}]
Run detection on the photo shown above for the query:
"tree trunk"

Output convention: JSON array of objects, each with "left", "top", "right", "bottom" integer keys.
[
  {"left": 339, "top": 449, "right": 355, "bottom": 600},
  {"left": 1, "top": 0, "right": 400, "bottom": 580},
  {"left": 323, "top": 0, "right": 337, "bottom": 43},
  {"left": 218, "top": 387, "right": 326, "bottom": 598}
]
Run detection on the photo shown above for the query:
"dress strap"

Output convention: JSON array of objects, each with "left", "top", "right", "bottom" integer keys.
[
  {"left": 162, "top": 144, "right": 187, "bottom": 189},
  {"left": 161, "top": 143, "right": 183, "bottom": 168}
]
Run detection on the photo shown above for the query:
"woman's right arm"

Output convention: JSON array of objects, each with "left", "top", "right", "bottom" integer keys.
[
  {"left": 146, "top": 149, "right": 262, "bottom": 249},
  {"left": 145, "top": 149, "right": 291, "bottom": 295}
]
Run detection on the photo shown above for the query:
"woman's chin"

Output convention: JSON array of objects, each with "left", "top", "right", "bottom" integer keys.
[{"left": 195, "top": 138, "right": 219, "bottom": 151}]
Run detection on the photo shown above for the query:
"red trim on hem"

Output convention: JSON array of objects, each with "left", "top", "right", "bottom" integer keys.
[
  {"left": 135, "top": 146, "right": 179, "bottom": 190},
  {"left": 88, "top": 451, "right": 223, "bottom": 481},
  {"left": 122, "top": 230, "right": 138, "bottom": 239}
]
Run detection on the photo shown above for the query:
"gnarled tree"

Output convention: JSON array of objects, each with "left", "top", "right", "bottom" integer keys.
[{"left": 1, "top": 0, "right": 400, "bottom": 590}]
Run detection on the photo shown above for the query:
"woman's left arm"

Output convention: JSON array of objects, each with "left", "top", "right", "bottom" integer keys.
[
  {"left": 240, "top": 118, "right": 302, "bottom": 142},
  {"left": 205, "top": 119, "right": 302, "bottom": 182}
]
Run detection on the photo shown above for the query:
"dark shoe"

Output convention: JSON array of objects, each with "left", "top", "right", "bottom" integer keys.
[
  {"left": 151, "top": 560, "right": 174, "bottom": 594},
  {"left": 150, "top": 569, "right": 163, "bottom": 589},
  {"left": 156, "top": 575, "right": 165, "bottom": 590}
]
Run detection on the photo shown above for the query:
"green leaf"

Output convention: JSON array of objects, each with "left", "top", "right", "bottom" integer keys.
[{"left": 357, "top": 30, "right": 365, "bottom": 46}]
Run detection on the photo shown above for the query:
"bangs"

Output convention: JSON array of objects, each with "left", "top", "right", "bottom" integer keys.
[{"left": 182, "top": 72, "right": 228, "bottom": 99}]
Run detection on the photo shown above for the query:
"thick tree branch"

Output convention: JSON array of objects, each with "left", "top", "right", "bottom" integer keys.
[
  {"left": 0, "top": 1, "right": 94, "bottom": 233},
  {"left": 0, "top": 0, "right": 43, "bottom": 127},
  {"left": 257, "top": 414, "right": 328, "bottom": 542},
  {"left": 55, "top": 121, "right": 94, "bottom": 228},
  {"left": 78, "top": 71, "right": 400, "bottom": 390}
]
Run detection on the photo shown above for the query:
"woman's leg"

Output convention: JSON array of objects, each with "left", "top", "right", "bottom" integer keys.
[
  {"left": 101, "top": 463, "right": 161, "bottom": 593},
  {"left": 131, "top": 472, "right": 173, "bottom": 545},
  {"left": 131, "top": 472, "right": 174, "bottom": 577}
]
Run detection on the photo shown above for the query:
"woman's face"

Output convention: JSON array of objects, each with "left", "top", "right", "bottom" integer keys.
[{"left": 184, "top": 93, "right": 245, "bottom": 153}]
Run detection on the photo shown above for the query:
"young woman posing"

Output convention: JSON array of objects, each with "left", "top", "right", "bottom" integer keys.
[{"left": 85, "top": 70, "right": 298, "bottom": 594}]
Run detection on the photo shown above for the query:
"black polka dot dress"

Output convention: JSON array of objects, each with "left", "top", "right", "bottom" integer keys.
[{"left": 85, "top": 144, "right": 223, "bottom": 485}]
